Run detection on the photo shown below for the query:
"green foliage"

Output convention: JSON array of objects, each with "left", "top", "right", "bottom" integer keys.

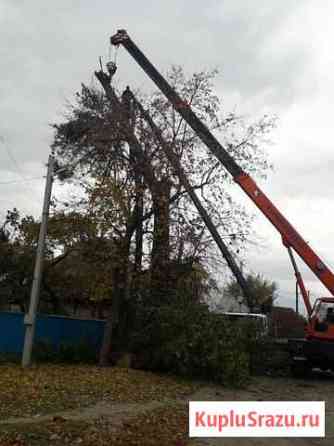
[
  {"left": 131, "top": 300, "right": 258, "bottom": 387},
  {"left": 249, "top": 337, "right": 290, "bottom": 376},
  {"left": 33, "top": 339, "right": 97, "bottom": 363},
  {"left": 226, "top": 272, "right": 278, "bottom": 312},
  {"left": 0, "top": 353, "right": 21, "bottom": 364},
  {"left": 0, "top": 209, "right": 37, "bottom": 312}
]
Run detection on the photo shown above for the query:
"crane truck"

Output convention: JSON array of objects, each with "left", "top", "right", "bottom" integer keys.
[{"left": 110, "top": 29, "right": 334, "bottom": 375}]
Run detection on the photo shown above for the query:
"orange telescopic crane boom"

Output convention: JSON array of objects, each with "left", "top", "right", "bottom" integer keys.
[{"left": 110, "top": 29, "right": 334, "bottom": 321}]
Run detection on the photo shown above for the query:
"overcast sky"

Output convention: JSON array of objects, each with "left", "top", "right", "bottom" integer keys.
[{"left": 1, "top": 0, "right": 334, "bottom": 311}]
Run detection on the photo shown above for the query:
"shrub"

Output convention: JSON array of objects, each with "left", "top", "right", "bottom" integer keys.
[
  {"left": 34, "top": 338, "right": 97, "bottom": 363},
  {"left": 130, "top": 300, "right": 258, "bottom": 387},
  {"left": 0, "top": 353, "right": 20, "bottom": 364}
]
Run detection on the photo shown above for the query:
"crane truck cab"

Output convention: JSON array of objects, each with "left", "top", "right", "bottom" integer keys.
[
  {"left": 289, "top": 297, "right": 334, "bottom": 376},
  {"left": 307, "top": 298, "right": 334, "bottom": 340}
]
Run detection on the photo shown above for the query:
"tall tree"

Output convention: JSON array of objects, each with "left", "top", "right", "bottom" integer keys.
[
  {"left": 50, "top": 65, "right": 274, "bottom": 362},
  {"left": 225, "top": 273, "right": 278, "bottom": 313}
]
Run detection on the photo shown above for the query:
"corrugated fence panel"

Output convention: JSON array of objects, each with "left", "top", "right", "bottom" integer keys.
[
  {"left": 0, "top": 312, "right": 25, "bottom": 354},
  {"left": 0, "top": 312, "right": 106, "bottom": 354}
]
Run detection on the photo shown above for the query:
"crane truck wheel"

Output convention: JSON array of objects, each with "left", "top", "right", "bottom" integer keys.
[{"left": 288, "top": 338, "right": 312, "bottom": 378}]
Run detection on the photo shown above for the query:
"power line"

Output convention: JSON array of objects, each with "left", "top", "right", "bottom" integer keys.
[
  {"left": 0, "top": 137, "right": 44, "bottom": 204},
  {"left": 3, "top": 144, "right": 28, "bottom": 181},
  {"left": 0, "top": 177, "right": 42, "bottom": 185}
]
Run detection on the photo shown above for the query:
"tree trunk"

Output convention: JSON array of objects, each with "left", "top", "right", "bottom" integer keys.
[
  {"left": 150, "top": 179, "right": 171, "bottom": 300},
  {"left": 98, "top": 316, "right": 113, "bottom": 366},
  {"left": 134, "top": 179, "right": 144, "bottom": 272},
  {"left": 98, "top": 235, "right": 132, "bottom": 366}
]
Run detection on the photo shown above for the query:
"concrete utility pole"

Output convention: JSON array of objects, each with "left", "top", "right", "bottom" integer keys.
[{"left": 22, "top": 155, "right": 55, "bottom": 367}]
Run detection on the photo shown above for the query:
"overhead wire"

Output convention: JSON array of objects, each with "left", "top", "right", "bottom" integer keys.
[
  {"left": 0, "top": 177, "right": 43, "bottom": 185},
  {"left": 3, "top": 143, "right": 29, "bottom": 182},
  {"left": 0, "top": 137, "right": 44, "bottom": 206}
]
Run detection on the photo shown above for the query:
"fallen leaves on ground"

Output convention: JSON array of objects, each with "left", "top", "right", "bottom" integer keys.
[
  {"left": 83, "top": 403, "right": 189, "bottom": 446},
  {"left": 0, "top": 403, "right": 189, "bottom": 446},
  {"left": 0, "top": 418, "right": 88, "bottom": 446},
  {"left": 0, "top": 364, "right": 197, "bottom": 420}
]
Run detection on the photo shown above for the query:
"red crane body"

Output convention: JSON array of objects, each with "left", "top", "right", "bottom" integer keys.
[{"left": 110, "top": 29, "right": 334, "bottom": 370}]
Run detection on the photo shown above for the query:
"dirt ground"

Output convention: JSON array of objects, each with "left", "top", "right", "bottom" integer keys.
[
  {"left": 189, "top": 371, "right": 334, "bottom": 445},
  {"left": 0, "top": 366, "right": 333, "bottom": 445}
]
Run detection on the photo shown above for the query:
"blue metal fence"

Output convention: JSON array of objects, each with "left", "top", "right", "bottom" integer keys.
[{"left": 0, "top": 311, "right": 106, "bottom": 354}]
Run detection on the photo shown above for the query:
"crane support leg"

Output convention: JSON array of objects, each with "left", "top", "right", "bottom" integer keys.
[{"left": 285, "top": 244, "right": 312, "bottom": 317}]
